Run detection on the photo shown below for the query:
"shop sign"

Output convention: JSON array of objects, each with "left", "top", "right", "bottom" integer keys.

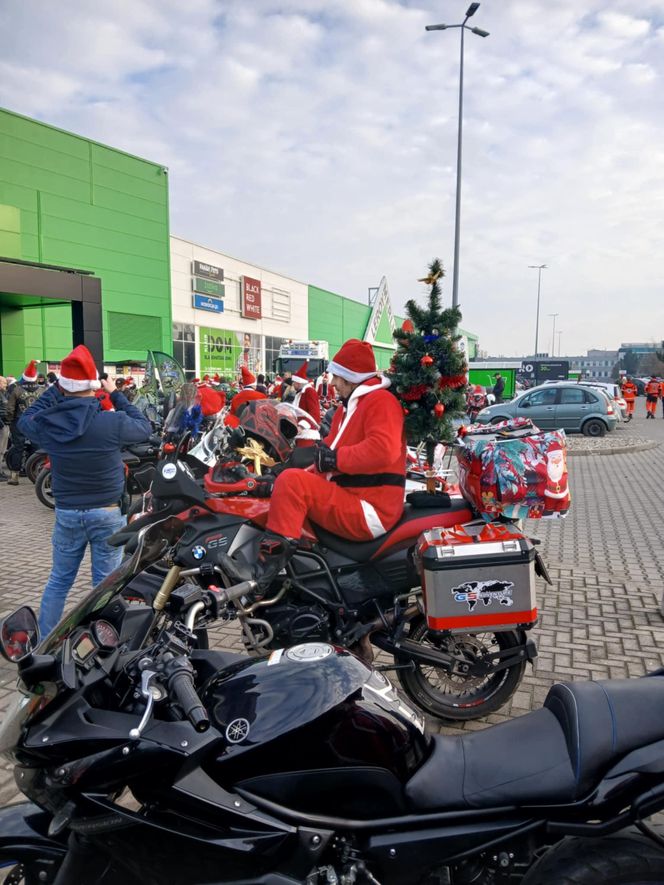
[
  {"left": 192, "top": 260, "right": 224, "bottom": 282},
  {"left": 192, "top": 277, "right": 225, "bottom": 298},
  {"left": 193, "top": 293, "right": 224, "bottom": 313},
  {"left": 241, "top": 276, "right": 262, "bottom": 320}
]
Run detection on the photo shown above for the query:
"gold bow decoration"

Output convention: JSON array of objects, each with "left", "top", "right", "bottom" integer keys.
[
  {"left": 418, "top": 270, "right": 443, "bottom": 285},
  {"left": 235, "top": 438, "right": 276, "bottom": 475}
]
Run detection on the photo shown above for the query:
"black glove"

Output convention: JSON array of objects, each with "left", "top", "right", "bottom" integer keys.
[
  {"left": 253, "top": 476, "right": 275, "bottom": 498},
  {"left": 314, "top": 443, "right": 337, "bottom": 473}
]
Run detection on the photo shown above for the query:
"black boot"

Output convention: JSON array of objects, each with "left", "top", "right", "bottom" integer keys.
[
  {"left": 219, "top": 532, "right": 296, "bottom": 594},
  {"left": 254, "top": 532, "right": 297, "bottom": 593}
]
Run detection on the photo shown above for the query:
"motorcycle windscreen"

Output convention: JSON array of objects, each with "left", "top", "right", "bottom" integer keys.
[{"left": 39, "top": 516, "right": 184, "bottom": 656}]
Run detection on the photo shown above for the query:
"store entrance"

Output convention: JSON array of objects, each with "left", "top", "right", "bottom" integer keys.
[{"left": 0, "top": 258, "right": 103, "bottom": 375}]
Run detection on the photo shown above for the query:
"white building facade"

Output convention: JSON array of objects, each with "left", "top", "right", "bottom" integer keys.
[{"left": 170, "top": 235, "right": 309, "bottom": 380}]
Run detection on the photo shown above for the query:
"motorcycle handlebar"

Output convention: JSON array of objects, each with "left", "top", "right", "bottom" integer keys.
[{"left": 169, "top": 670, "right": 210, "bottom": 733}]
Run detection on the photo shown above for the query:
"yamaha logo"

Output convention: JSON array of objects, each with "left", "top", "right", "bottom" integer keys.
[
  {"left": 191, "top": 545, "right": 206, "bottom": 561},
  {"left": 225, "top": 718, "right": 250, "bottom": 744}
]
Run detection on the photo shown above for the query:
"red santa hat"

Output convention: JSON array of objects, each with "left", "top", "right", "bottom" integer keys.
[
  {"left": 240, "top": 366, "right": 256, "bottom": 387},
  {"left": 292, "top": 361, "right": 309, "bottom": 386},
  {"left": 213, "top": 373, "right": 221, "bottom": 383},
  {"left": 328, "top": 339, "right": 377, "bottom": 383},
  {"left": 22, "top": 360, "right": 39, "bottom": 382},
  {"left": 58, "top": 345, "right": 101, "bottom": 392}
]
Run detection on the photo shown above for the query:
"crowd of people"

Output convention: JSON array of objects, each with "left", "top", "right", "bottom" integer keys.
[
  {"left": 621, "top": 375, "right": 664, "bottom": 421},
  {"left": 0, "top": 344, "right": 369, "bottom": 634}
]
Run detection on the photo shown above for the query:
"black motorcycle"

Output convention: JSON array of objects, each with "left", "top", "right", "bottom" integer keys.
[{"left": 2, "top": 517, "right": 664, "bottom": 884}]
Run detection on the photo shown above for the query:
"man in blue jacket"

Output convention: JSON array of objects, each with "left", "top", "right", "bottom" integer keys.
[{"left": 18, "top": 344, "right": 151, "bottom": 636}]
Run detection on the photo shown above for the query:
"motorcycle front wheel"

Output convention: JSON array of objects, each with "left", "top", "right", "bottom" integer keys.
[{"left": 396, "top": 616, "right": 526, "bottom": 722}]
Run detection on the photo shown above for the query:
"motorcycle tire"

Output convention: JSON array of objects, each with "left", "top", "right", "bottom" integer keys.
[
  {"left": 520, "top": 831, "right": 664, "bottom": 884},
  {"left": 35, "top": 468, "right": 55, "bottom": 510},
  {"left": 24, "top": 450, "right": 48, "bottom": 484},
  {"left": 396, "top": 616, "right": 526, "bottom": 722}
]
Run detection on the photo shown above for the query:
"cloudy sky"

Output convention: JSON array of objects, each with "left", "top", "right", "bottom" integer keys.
[{"left": 1, "top": 0, "right": 663, "bottom": 357}]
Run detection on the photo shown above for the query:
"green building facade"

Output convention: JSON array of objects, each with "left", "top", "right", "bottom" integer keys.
[{"left": 0, "top": 107, "right": 171, "bottom": 378}]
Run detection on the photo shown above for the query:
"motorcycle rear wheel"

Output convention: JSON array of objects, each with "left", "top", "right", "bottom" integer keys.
[
  {"left": 24, "top": 451, "right": 48, "bottom": 485},
  {"left": 521, "top": 831, "right": 664, "bottom": 884},
  {"left": 396, "top": 616, "right": 526, "bottom": 722},
  {"left": 35, "top": 468, "right": 55, "bottom": 510}
]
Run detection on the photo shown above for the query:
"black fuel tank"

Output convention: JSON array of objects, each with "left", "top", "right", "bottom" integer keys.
[{"left": 201, "top": 643, "right": 429, "bottom": 791}]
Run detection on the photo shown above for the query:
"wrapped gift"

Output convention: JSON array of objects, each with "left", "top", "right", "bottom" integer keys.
[{"left": 456, "top": 419, "right": 570, "bottom": 520}]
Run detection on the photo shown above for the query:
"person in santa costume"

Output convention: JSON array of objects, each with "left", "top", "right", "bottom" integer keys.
[
  {"left": 17, "top": 344, "right": 152, "bottom": 636},
  {"left": 222, "top": 339, "right": 405, "bottom": 591},
  {"left": 291, "top": 361, "right": 321, "bottom": 424},
  {"left": 5, "top": 359, "right": 47, "bottom": 484},
  {"left": 316, "top": 371, "right": 336, "bottom": 403},
  {"left": 224, "top": 366, "right": 267, "bottom": 428},
  {"left": 196, "top": 377, "right": 226, "bottom": 417}
]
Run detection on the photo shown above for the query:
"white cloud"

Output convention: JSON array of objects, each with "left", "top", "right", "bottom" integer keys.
[{"left": 0, "top": 0, "right": 662, "bottom": 356}]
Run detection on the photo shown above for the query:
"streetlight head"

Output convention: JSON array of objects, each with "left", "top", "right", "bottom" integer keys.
[
  {"left": 425, "top": 23, "right": 448, "bottom": 30},
  {"left": 471, "top": 26, "right": 489, "bottom": 37},
  {"left": 466, "top": 2, "right": 480, "bottom": 16}
]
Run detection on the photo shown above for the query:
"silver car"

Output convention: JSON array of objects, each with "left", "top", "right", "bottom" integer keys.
[{"left": 476, "top": 382, "right": 618, "bottom": 436}]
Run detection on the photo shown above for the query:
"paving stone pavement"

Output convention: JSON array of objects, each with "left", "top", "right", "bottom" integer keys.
[{"left": 0, "top": 414, "right": 663, "bottom": 809}]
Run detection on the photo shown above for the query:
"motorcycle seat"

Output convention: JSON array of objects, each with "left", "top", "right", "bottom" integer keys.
[
  {"left": 310, "top": 498, "right": 473, "bottom": 563},
  {"left": 405, "top": 676, "right": 664, "bottom": 811}
]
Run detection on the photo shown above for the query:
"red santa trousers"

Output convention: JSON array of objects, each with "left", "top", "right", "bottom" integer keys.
[{"left": 267, "top": 469, "right": 380, "bottom": 541}]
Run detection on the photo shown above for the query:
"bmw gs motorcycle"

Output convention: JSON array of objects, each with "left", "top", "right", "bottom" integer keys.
[
  {"left": 113, "top": 416, "right": 544, "bottom": 724},
  {"left": 3, "top": 518, "right": 664, "bottom": 884}
]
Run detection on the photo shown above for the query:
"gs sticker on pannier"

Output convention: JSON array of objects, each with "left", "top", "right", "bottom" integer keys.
[{"left": 456, "top": 418, "right": 570, "bottom": 520}]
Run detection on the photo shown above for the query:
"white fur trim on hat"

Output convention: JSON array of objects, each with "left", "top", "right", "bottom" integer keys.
[
  {"left": 327, "top": 360, "right": 377, "bottom": 384},
  {"left": 58, "top": 377, "right": 101, "bottom": 392}
]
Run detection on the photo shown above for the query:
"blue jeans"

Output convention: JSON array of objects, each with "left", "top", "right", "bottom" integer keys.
[{"left": 39, "top": 507, "right": 126, "bottom": 637}]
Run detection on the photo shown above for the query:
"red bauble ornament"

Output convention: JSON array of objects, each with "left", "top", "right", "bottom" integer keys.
[
  {"left": 434, "top": 402, "right": 445, "bottom": 418},
  {"left": 403, "top": 407, "right": 410, "bottom": 415},
  {"left": 402, "top": 319, "right": 414, "bottom": 334},
  {"left": 420, "top": 355, "right": 434, "bottom": 367}
]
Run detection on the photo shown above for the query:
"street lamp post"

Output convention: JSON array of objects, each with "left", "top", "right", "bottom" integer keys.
[
  {"left": 556, "top": 330, "right": 563, "bottom": 356},
  {"left": 548, "top": 313, "right": 559, "bottom": 358},
  {"left": 528, "top": 264, "right": 547, "bottom": 356},
  {"left": 426, "top": 3, "right": 489, "bottom": 310}
]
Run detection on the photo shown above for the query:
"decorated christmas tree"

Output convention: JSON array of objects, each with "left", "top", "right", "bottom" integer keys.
[{"left": 389, "top": 258, "right": 467, "bottom": 461}]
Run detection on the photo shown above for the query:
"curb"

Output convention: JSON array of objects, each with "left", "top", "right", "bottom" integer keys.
[{"left": 568, "top": 440, "right": 661, "bottom": 457}]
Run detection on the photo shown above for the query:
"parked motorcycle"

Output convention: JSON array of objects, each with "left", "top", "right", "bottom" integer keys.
[
  {"left": 34, "top": 437, "right": 162, "bottom": 511},
  {"left": 2, "top": 518, "right": 664, "bottom": 884},
  {"left": 110, "top": 406, "right": 546, "bottom": 723}
]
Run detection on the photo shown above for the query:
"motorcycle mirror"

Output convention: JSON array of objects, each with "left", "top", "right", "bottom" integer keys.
[{"left": 0, "top": 606, "right": 40, "bottom": 663}]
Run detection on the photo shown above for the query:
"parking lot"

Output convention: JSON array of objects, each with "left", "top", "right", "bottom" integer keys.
[{"left": 1, "top": 413, "right": 664, "bottom": 807}]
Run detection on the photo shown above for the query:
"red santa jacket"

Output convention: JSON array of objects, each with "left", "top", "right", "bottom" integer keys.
[
  {"left": 293, "top": 383, "right": 321, "bottom": 423},
  {"left": 322, "top": 376, "right": 406, "bottom": 536}
]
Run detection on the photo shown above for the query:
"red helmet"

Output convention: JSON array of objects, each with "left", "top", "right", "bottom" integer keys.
[{"left": 237, "top": 400, "right": 298, "bottom": 462}]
